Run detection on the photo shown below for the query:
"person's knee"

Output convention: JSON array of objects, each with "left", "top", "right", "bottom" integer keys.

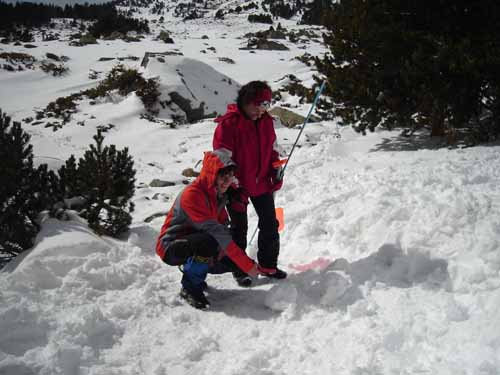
[
  {"left": 163, "top": 239, "right": 192, "bottom": 265},
  {"left": 194, "top": 233, "right": 219, "bottom": 258}
]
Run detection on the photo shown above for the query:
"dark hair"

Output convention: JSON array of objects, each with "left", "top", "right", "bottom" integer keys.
[
  {"left": 218, "top": 165, "right": 236, "bottom": 176},
  {"left": 236, "top": 80, "right": 272, "bottom": 109}
]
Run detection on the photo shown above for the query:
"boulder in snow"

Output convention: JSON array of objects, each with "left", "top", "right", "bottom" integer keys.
[{"left": 143, "top": 56, "right": 240, "bottom": 123}]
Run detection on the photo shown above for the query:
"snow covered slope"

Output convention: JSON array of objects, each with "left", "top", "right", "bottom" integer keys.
[{"left": 1, "top": 126, "right": 500, "bottom": 375}]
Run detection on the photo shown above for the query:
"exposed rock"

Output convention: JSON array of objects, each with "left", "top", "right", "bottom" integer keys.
[
  {"left": 144, "top": 211, "right": 169, "bottom": 223},
  {"left": 269, "top": 107, "right": 320, "bottom": 128},
  {"left": 46, "top": 52, "right": 60, "bottom": 61},
  {"left": 150, "top": 179, "right": 176, "bottom": 187},
  {"left": 158, "top": 31, "right": 175, "bottom": 44},
  {"left": 124, "top": 36, "right": 141, "bottom": 43},
  {"left": 244, "top": 26, "right": 287, "bottom": 40},
  {"left": 140, "top": 51, "right": 184, "bottom": 68},
  {"left": 218, "top": 57, "right": 235, "bottom": 64},
  {"left": 240, "top": 38, "right": 289, "bottom": 51},
  {"left": 169, "top": 91, "right": 214, "bottom": 123},
  {"left": 2, "top": 64, "right": 15, "bottom": 72},
  {"left": 117, "top": 56, "right": 140, "bottom": 61},
  {"left": 103, "top": 31, "right": 125, "bottom": 40},
  {"left": 143, "top": 56, "right": 240, "bottom": 123},
  {"left": 182, "top": 168, "right": 200, "bottom": 178}
]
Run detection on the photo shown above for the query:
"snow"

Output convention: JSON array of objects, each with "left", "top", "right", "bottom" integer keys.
[
  {"left": 1, "top": 3, "right": 500, "bottom": 375},
  {"left": 143, "top": 56, "right": 241, "bottom": 119},
  {"left": 2, "top": 126, "right": 499, "bottom": 374}
]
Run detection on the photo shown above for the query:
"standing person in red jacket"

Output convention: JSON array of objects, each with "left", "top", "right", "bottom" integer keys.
[
  {"left": 156, "top": 149, "right": 260, "bottom": 309},
  {"left": 213, "top": 81, "right": 287, "bottom": 287}
]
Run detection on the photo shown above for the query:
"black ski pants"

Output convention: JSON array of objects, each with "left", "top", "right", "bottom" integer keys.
[
  {"left": 227, "top": 192, "right": 280, "bottom": 271},
  {"left": 162, "top": 232, "right": 219, "bottom": 266}
]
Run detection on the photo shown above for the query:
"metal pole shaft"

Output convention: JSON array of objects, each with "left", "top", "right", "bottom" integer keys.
[{"left": 281, "top": 80, "right": 326, "bottom": 176}]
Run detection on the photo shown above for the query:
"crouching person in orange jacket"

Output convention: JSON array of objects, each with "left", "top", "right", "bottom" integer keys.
[{"left": 155, "top": 149, "right": 261, "bottom": 309}]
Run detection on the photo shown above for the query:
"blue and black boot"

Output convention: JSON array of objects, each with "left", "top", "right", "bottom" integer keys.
[{"left": 180, "top": 256, "right": 211, "bottom": 309}]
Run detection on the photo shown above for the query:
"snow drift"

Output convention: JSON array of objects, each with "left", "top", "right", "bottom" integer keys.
[{"left": 1, "top": 128, "right": 500, "bottom": 375}]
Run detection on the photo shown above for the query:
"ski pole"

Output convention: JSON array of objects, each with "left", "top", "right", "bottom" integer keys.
[
  {"left": 280, "top": 80, "right": 326, "bottom": 177},
  {"left": 248, "top": 81, "right": 327, "bottom": 247}
]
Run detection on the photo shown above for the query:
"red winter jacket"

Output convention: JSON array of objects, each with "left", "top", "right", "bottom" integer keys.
[
  {"left": 213, "top": 104, "right": 281, "bottom": 201},
  {"left": 155, "top": 150, "right": 255, "bottom": 274}
]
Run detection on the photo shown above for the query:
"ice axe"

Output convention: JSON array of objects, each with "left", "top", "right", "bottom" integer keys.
[{"left": 249, "top": 81, "right": 327, "bottom": 246}]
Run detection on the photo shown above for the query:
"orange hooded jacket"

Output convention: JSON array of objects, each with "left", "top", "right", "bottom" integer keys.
[{"left": 155, "top": 150, "right": 255, "bottom": 274}]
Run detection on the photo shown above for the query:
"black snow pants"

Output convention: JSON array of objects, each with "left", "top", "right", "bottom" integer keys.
[{"left": 227, "top": 192, "right": 280, "bottom": 273}]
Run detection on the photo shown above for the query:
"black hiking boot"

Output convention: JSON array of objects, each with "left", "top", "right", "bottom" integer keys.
[
  {"left": 180, "top": 287, "right": 210, "bottom": 309},
  {"left": 261, "top": 268, "right": 287, "bottom": 280},
  {"left": 233, "top": 271, "right": 252, "bottom": 287}
]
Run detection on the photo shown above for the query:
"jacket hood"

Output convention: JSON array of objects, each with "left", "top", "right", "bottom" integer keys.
[
  {"left": 215, "top": 103, "right": 272, "bottom": 124},
  {"left": 198, "top": 149, "right": 236, "bottom": 189},
  {"left": 214, "top": 104, "right": 240, "bottom": 124}
]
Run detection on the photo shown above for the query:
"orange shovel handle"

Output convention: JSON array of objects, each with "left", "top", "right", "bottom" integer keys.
[
  {"left": 276, "top": 207, "right": 285, "bottom": 232},
  {"left": 272, "top": 159, "right": 288, "bottom": 169}
]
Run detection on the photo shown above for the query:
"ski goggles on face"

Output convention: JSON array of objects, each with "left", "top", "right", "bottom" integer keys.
[{"left": 255, "top": 100, "right": 271, "bottom": 110}]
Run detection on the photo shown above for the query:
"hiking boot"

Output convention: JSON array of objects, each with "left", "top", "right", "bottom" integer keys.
[
  {"left": 261, "top": 267, "right": 287, "bottom": 280},
  {"left": 233, "top": 272, "right": 252, "bottom": 287},
  {"left": 180, "top": 287, "right": 210, "bottom": 309},
  {"left": 200, "top": 281, "right": 208, "bottom": 291}
]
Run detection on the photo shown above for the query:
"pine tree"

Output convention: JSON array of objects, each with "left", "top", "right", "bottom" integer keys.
[
  {"left": 77, "top": 131, "right": 136, "bottom": 237},
  {"left": 301, "top": 0, "right": 333, "bottom": 25},
  {"left": 0, "top": 110, "right": 56, "bottom": 266},
  {"left": 58, "top": 154, "right": 80, "bottom": 199},
  {"left": 0, "top": 112, "right": 137, "bottom": 267},
  {"left": 315, "top": 0, "right": 500, "bottom": 142}
]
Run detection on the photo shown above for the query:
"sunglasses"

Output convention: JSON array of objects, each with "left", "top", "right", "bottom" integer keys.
[{"left": 255, "top": 101, "right": 271, "bottom": 110}]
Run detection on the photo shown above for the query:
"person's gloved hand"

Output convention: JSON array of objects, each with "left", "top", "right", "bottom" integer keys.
[
  {"left": 271, "top": 161, "right": 285, "bottom": 192},
  {"left": 271, "top": 179, "right": 283, "bottom": 192},
  {"left": 275, "top": 165, "right": 285, "bottom": 183},
  {"left": 227, "top": 187, "right": 248, "bottom": 212},
  {"left": 271, "top": 170, "right": 284, "bottom": 192}
]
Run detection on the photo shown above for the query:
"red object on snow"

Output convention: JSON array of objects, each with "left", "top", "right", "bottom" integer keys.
[{"left": 289, "top": 257, "right": 333, "bottom": 272}]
